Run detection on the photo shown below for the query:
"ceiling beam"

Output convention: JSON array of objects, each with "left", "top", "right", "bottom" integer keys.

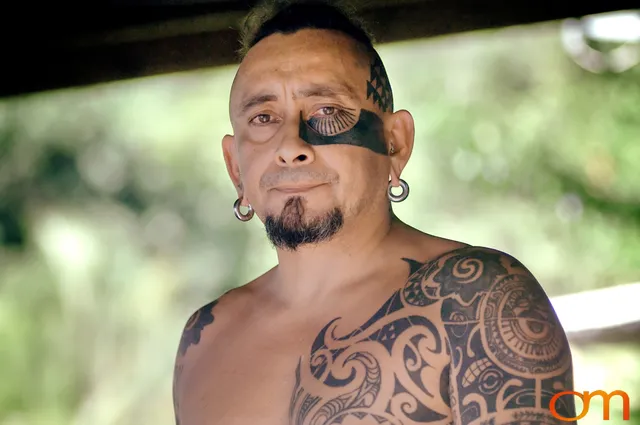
[{"left": 1, "top": 1, "right": 637, "bottom": 98}]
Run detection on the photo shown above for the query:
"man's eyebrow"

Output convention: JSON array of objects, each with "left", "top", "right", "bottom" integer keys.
[
  {"left": 294, "top": 83, "right": 359, "bottom": 100},
  {"left": 238, "top": 83, "right": 359, "bottom": 115},
  {"left": 239, "top": 93, "right": 279, "bottom": 115}
]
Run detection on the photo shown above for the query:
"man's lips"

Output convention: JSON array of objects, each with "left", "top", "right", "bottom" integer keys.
[{"left": 270, "top": 183, "right": 327, "bottom": 193}]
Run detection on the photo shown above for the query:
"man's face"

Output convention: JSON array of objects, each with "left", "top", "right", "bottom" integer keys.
[{"left": 223, "top": 29, "right": 394, "bottom": 250}]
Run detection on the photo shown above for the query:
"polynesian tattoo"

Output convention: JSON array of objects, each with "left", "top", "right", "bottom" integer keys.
[
  {"left": 173, "top": 300, "right": 220, "bottom": 425},
  {"left": 366, "top": 52, "right": 393, "bottom": 113},
  {"left": 288, "top": 247, "right": 575, "bottom": 425},
  {"left": 178, "top": 300, "right": 218, "bottom": 356},
  {"left": 298, "top": 53, "right": 393, "bottom": 156},
  {"left": 308, "top": 107, "right": 358, "bottom": 136},
  {"left": 299, "top": 108, "right": 387, "bottom": 155}
]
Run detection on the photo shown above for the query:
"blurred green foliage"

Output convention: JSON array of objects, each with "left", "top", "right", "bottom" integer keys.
[{"left": 0, "top": 21, "right": 638, "bottom": 425}]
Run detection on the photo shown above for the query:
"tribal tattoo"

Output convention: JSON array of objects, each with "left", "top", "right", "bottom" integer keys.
[
  {"left": 178, "top": 300, "right": 219, "bottom": 356},
  {"left": 366, "top": 52, "right": 393, "bottom": 113},
  {"left": 308, "top": 107, "right": 358, "bottom": 136},
  {"left": 173, "top": 300, "right": 220, "bottom": 425},
  {"left": 299, "top": 108, "right": 387, "bottom": 155},
  {"left": 297, "top": 54, "right": 393, "bottom": 156},
  {"left": 288, "top": 247, "right": 574, "bottom": 425}
]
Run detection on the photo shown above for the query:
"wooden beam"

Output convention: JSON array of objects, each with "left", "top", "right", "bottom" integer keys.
[
  {"left": 551, "top": 282, "right": 640, "bottom": 346},
  {"left": 1, "top": 0, "right": 637, "bottom": 97}
]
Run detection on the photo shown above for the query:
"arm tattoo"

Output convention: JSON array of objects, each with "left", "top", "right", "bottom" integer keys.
[
  {"left": 173, "top": 300, "right": 220, "bottom": 424},
  {"left": 178, "top": 300, "right": 218, "bottom": 356},
  {"left": 436, "top": 250, "right": 574, "bottom": 424},
  {"left": 288, "top": 248, "right": 574, "bottom": 425}
]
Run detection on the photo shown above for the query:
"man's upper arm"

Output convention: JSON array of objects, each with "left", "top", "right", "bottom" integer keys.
[
  {"left": 438, "top": 248, "right": 576, "bottom": 425},
  {"left": 172, "top": 299, "right": 220, "bottom": 425}
]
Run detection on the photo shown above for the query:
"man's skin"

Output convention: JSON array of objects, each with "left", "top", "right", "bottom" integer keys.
[{"left": 173, "top": 28, "right": 575, "bottom": 425}]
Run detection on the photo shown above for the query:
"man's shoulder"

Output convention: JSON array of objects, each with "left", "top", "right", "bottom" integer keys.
[
  {"left": 176, "top": 269, "right": 274, "bottom": 354},
  {"left": 434, "top": 244, "right": 532, "bottom": 277},
  {"left": 176, "top": 283, "right": 248, "bottom": 357},
  {"left": 403, "top": 244, "right": 541, "bottom": 307}
]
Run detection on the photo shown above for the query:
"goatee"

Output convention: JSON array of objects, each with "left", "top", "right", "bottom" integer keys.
[{"left": 264, "top": 196, "right": 343, "bottom": 251}]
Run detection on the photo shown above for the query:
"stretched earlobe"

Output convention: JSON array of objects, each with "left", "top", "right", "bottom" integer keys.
[
  {"left": 233, "top": 197, "right": 254, "bottom": 221},
  {"left": 388, "top": 179, "right": 409, "bottom": 202}
]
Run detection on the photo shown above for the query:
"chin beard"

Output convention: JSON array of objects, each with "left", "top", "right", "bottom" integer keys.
[{"left": 264, "top": 196, "right": 344, "bottom": 251}]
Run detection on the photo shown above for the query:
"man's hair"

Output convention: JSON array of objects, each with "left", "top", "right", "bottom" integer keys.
[
  {"left": 237, "top": 0, "right": 394, "bottom": 112},
  {"left": 238, "top": 0, "right": 376, "bottom": 59}
]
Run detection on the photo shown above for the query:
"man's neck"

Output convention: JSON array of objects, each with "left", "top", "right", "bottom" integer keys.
[{"left": 269, "top": 209, "right": 396, "bottom": 304}]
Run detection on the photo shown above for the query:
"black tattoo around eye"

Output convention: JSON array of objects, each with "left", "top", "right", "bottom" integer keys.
[
  {"left": 178, "top": 299, "right": 218, "bottom": 356},
  {"left": 366, "top": 52, "right": 393, "bottom": 113},
  {"left": 299, "top": 108, "right": 387, "bottom": 155},
  {"left": 307, "top": 107, "right": 357, "bottom": 136}
]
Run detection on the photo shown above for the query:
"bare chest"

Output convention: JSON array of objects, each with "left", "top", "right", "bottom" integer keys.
[{"left": 181, "top": 291, "right": 453, "bottom": 425}]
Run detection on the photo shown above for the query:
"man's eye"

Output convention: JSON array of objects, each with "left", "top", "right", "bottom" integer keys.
[
  {"left": 319, "top": 106, "right": 336, "bottom": 116},
  {"left": 250, "top": 114, "right": 273, "bottom": 125}
]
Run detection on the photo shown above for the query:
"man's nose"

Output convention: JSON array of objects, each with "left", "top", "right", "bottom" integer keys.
[{"left": 274, "top": 117, "right": 315, "bottom": 167}]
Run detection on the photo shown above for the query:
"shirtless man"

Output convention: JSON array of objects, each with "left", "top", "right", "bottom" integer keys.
[{"left": 172, "top": 1, "right": 576, "bottom": 424}]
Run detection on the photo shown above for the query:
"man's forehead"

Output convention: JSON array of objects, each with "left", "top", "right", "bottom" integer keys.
[
  {"left": 230, "top": 30, "right": 367, "bottom": 106},
  {"left": 242, "top": 28, "right": 363, "bottom": 68}
]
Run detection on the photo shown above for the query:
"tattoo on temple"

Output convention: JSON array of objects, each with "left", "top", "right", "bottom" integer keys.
[
  {"left": 174, "top": 300, "right": 220, "bottom": 425},
  {"left": 288, "top": 247, "right": 574, "bottom": 425},
  {"left": 366, "top": 52, "right": 393, "bottom": 113}
]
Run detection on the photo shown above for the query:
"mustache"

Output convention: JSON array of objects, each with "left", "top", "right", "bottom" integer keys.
[{"left": 259, "top": 168, "right": 339, "bottom": 189}]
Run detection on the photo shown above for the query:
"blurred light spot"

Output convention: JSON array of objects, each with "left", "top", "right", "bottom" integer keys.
[
  {"left": 142, "top": 209, "right": 185, "bottom": 250},
  {"left": 78, "top": 144, "right": 127, "bottom": 194},
  {"left": 137, "top": 162, "right": 173, "bottom": 194},
  {"left": 585, "top": 151, "right": 615, "bottom": 191},
  {"left": 584, "top": 11, "right": 640, "bottom": 43},
  {"left": 472, "top": 121, "right": 501, "bottom": 154},
  {"left": 452, "top": 148, "right": 482, "bottom": 181},
  {"left": 36, "top": 213, "right": 101, "bottom": 275},
  {"left": 555, "top": 193, "right": 584, "bottom": 223},
  {"left": 561, "top": 11, "right": 640, "bottom": 73},
  {"left": 482, "top": 156, "right": 509, "bottom": 183}
]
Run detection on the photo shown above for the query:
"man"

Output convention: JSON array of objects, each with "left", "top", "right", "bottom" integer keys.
[{"left": 173, "top": 1, "right": 576, "bottom": 424}]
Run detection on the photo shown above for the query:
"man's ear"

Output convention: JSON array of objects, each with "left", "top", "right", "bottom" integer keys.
[
  {"left": 385, "top": 109, "right": 415, "bottom": 186},
  {"left": 221, "top": 134, "right": 245, "bottom": 200}
]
